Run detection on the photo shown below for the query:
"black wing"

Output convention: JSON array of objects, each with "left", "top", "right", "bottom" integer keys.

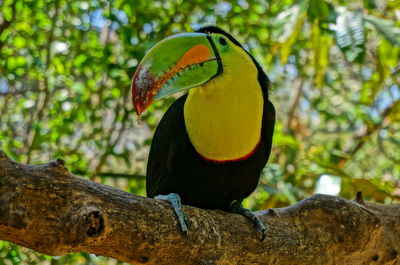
[{"left": 146, "top": 95, "right": 188, "bottom": 198}]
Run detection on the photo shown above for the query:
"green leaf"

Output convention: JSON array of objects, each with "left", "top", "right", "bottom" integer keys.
[
  {"left": 278, "top": 12, "right": 306, "bottom": 64},
  {"left": 307, "top": 0, "right": 336, "bottom": 23},
  {"left": 335, "top": 11, "right": 365, "bottom": 62},
  {"left": 364, "top": 15, "right": 400, "bottom": 46},
  {"left": 15, "top": 22, "right": 32, "bottom": 34},
  {"left": 13, "top": 35, "right": 26, "bottom": 48},
  {"left": 73, "top": 54, "right": 88, "bottom": 67},
  {"left": 2, "top": 5, "right": 13, "bottom": 22},
  {"left": 0, "top": 28, "right": 10, "bottom": 42},
  {"left": 273, "top": 132, "right": 299, "bottom": 149},
  {"left": 311, "top": 19, "right": 333, "bottom": 88},
  {"left": 363, "top": 0, "right": 377, "bottom": 9}
]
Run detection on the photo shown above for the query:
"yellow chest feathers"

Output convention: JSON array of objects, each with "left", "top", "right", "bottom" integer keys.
[{"left": 183, "top": 53, "right": 264, "bottom": 162}]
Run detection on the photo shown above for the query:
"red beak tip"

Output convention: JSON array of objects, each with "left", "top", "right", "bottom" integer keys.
[{"left": 133, "top": 102, "right": 143, "bottom": 117}]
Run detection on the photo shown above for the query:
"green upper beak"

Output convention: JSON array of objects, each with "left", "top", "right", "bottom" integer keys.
[{"left": 131, "top": 33, "right": 222, "bottom": 116}]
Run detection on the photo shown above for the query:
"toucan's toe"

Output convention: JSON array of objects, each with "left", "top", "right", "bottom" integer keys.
[
  {"left": 229, "top": 201, "right": 266, "bottom": 241},
  {"left": 155, "top": 193, "right": 188, "bottom": 233}
]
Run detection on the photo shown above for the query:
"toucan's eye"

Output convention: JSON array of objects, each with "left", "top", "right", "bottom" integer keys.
[{"left": 218, "top": 37, "right": 228, "bottom": 47}]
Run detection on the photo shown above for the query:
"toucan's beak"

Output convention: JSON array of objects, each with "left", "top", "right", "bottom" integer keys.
[{"left": 131, "top": 33, "right": 222, "bottom": 116}]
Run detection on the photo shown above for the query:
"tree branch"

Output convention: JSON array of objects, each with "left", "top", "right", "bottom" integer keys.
[{"left": 0, "top": 150, "right": 399, "bottom": 265}]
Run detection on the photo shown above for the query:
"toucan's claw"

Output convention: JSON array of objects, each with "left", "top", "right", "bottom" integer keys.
[
  {"left": 230, "top": 201, "right": 266, "bottom": 241},
  {"left": 155, "top": 193, "right": 188, "bottom": 233}
]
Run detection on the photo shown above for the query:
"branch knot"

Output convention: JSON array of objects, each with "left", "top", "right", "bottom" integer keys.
[
  {"left": 85, "top": 210, "right": 105, "bottom": 238},
  {"left": 48, "top": 158, "right": 68, "bottom": 173}
]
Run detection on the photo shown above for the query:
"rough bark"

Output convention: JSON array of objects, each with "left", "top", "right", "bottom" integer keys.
[{"left": 0, "top": 150, "right": 399, "bottom": 265}]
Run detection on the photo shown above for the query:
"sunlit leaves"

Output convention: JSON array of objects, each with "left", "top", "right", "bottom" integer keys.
[
  {"left": 1, "top": 0, "right": 15, "bottom": 22},
  {"left": 13, "top": 35, "right": 26, "bottom": 48},
  {"left": 335, "top": 11, "right": 365, "bottom": 62},
  {"left": 378, "top": 40, "right": 400, "bottom": 68},
  {"left": 7, "top": 56, "right": 25, "bottom": 70},
  {"left": 73, "top": 54, "right": 88, "bottom": 67}
]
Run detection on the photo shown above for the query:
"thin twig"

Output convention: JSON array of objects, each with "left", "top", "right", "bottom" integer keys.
[{"left": 286, "top": 78, "right": 304, "bottom": 134}]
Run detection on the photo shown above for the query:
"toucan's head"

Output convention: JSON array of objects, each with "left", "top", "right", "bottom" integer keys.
[{"left": 131, "top": 26, "right": 269, "bottom": 116}]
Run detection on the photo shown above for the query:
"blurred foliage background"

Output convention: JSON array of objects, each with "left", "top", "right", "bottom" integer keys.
[{"left": 0, "top": 0, "right": 399, "bottom": 264}]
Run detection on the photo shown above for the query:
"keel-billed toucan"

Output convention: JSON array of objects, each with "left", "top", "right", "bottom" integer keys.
[{"left": 131, "top": 26, "right": 275, "bottom": 240}]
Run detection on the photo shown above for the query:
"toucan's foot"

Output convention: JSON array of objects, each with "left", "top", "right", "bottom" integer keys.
[
  {"left": 230, "top": 201, "right": 266, "bottom": 241},
  {"left": 154, "top": 193, "right": 188, "bottom": 233}
]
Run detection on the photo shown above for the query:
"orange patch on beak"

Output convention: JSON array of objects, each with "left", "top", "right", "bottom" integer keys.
[
  {"left": 177, "top": 44, "right": 212, "bottom": 66},
  {"left": 132, "top": 44, "right": 212, "bottom": 116},
  {"left": 154, "top": 44, "right": 212, "bottom": 92}
]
